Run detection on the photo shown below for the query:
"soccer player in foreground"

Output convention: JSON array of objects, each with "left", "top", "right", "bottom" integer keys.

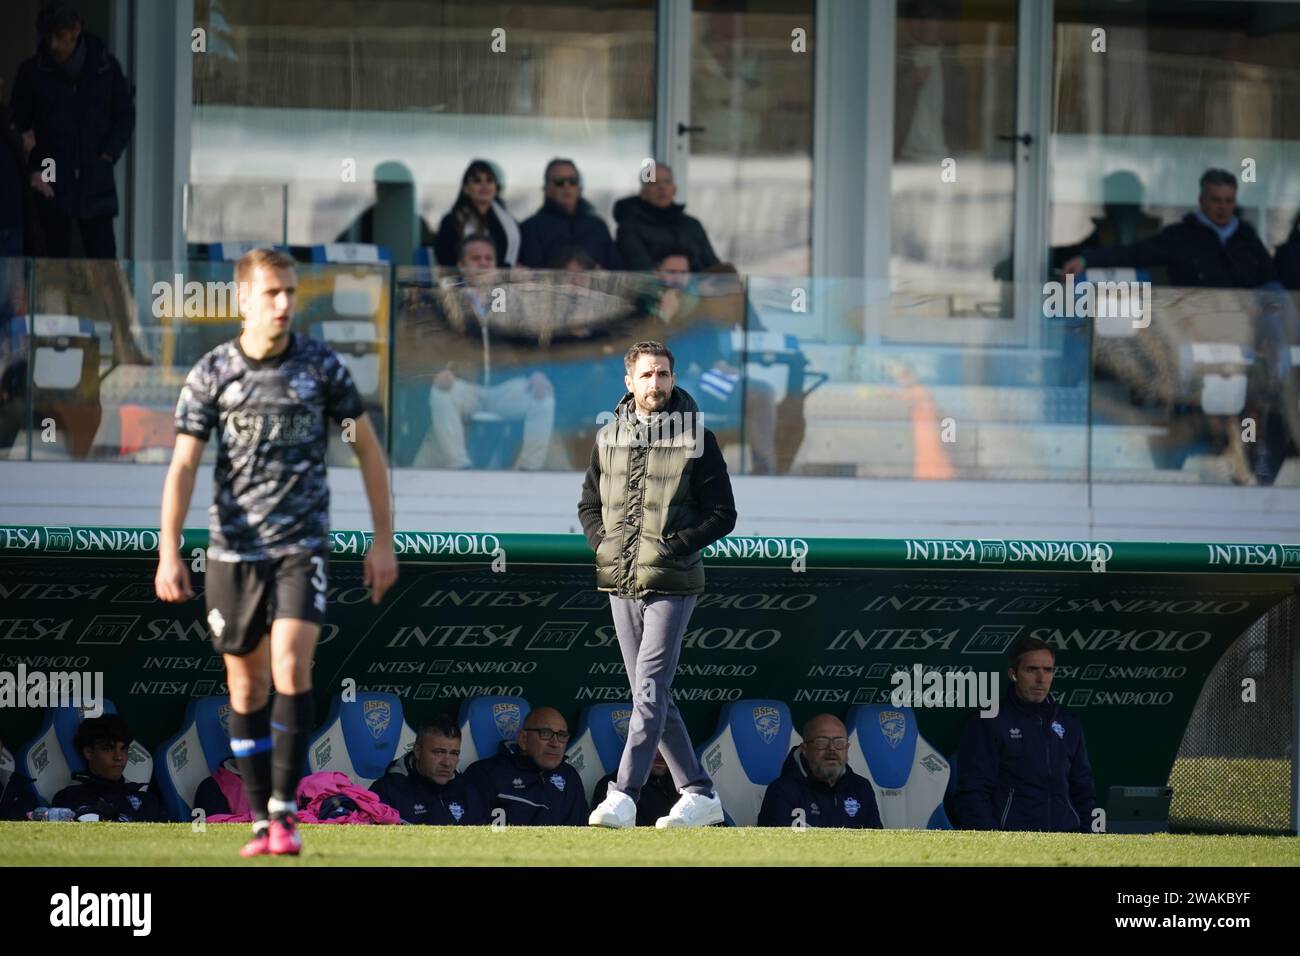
[{"left": 155, "top": 248, "right": 398, "bottom": 856}]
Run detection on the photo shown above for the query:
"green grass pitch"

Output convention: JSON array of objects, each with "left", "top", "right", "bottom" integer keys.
[{"left": 2, "top": 822, "right": 1297, "bottom": 866}]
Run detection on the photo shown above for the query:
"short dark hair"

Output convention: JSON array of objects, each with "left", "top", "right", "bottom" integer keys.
[
  {"left": 456, "top": 233, "right": 496, "bottom": 264},
  {"left": 544, "top": 158, "right": 579, "bottom": 185},
  {"left": 1200, "top": 168, "right": 1237, "bottom": 193},
  {"left": 547, "top": 247, "right": 596, "bottom": 270},
  {"left": 1008, "top": 637, "right": 1055, "bottom": 670},
  {"left": 416, "top": 715, "right": 461, "bottom": 741},
  {"left": 624, "top": 340, "right": 675, "bottom": 374},
  {"left": 74, "top": 714, "right": 133, "bottom": 754},
  {"left": 37, "top": 2, "right": 81, "bottom": 37},
  {"left": 652, "top": 245, "right": 693, "bottom": 269}
]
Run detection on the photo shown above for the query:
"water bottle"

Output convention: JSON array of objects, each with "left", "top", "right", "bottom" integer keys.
[{"left": 30, "top": 807, "right": 76, "bottom": 821}]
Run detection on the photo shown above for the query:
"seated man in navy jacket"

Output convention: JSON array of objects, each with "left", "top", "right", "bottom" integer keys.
[
  {"left": 591, "top": 748, "right": 676, "bottom": 827},
  {"left": 757, "top": 714, "right": 882, "bottom": 828},
  {"left": 464, "top": 706, "right": 586, "bottom": 826},
  {"left": 50, "top": 714, "right": 167, "bottom": 822},
  {"left": 370, "top": 714, "right": 484, "bottom": 825},
  {"left": 954, "top": 637, "right": 1096, "bottom": 832}
]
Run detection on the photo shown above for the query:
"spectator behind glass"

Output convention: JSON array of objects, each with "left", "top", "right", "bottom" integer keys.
[
  {"left": 49, "top": 714, "right": 167, "bottom": 822},
  {"left": 633, "top": 248, "right": 777, "bottom": 475},
  {"left": 422, "top": 235, "right": 555, "bottom": 469},
  {"left": 433, "top": 159, "right": 520, "bottom": 268},
  {"left": 10, "top": 2, "right": 135, "bottom": 259},
  {"left": 1276, "top": 210, "right": 1300, "bottom": 292},
  {"left": 0, "top": 90, "right": 27, "bottom": 259},
  {"left": 613, "top": 162, "right": 720, "bottom": 273},
  {"left": 1062, "top": 169, "right": 1280, "bottom": 289},
  {"left": 517, "top": 159, "right": 622, "bottom": 270},
  {"left": 1049, "top": 170, "right": 1165, "bottom": 280},
  {"left": 334, "top": 160, "right": 437, "bottom": 265}
]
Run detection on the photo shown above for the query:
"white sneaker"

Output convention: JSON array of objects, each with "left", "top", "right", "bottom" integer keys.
[
  {"left": 655, "top": 791, "right": 724, "bottom": 829},
  {"left": 588, "top": 787, "right": 637, "bottom": 828}
]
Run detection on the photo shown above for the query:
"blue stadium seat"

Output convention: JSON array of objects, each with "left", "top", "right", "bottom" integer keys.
[
  {"left": 13, "top": 700, "right": 153, "bottom": 806},
  {"left": 413, "top": 246, "right": 435, "bottom": 268},
  {"left": 154, "top": 696, "right": 235, "bottom": 822},
  {"left": 308, "top": 243, "right": 392, "bottom": 264},
  {"left": 845, "top": 704, "right": 951, "bottom": 829},
  {"left": 456, "top": 696, "right": 530, "bottom": 771},
  {"left": 306, "top": 691, "right": 416, "bottom": 787},
  {"left": 943, "top": 751, "right": 960, "bottom": 828},
  {"left": 565, "top": 702, "right": 633, "bottom": 803},
  {"left": 0, "top": 743, "right": 15, "bottom": 793},
  {"left": 696, "top": 700, "right": 802, "bottom": 827}
]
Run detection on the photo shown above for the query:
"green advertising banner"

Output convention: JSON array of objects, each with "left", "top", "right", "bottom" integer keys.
[{"left": 0, "top": 526, "right": 1296, "bottom": 802}]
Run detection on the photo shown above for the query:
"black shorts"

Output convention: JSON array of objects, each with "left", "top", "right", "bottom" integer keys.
[{"left": 204, "top": 550, "right": 328, "bottom": 656}]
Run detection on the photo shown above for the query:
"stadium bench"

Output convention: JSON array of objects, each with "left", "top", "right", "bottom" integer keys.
[
  {"left": 306, "top": 691, "right": 416, "bottom": 787},
  {"left": 456, "top": 695, "right": 530, "bottom": 771},
  {"left": 154, "top": 696, "right": 235, "bottom": 822},
  {"left": 13, "top": 700, "right": 153, "bottom": 806},
  {"left": 845, "top": 704, "right": 952, "bottom": 829},
  {"left": 696, "top": 699, "right": 802, "bottom": 827},
  {"left": 565, "top": 702, "right": 633, "bottom": 803}
]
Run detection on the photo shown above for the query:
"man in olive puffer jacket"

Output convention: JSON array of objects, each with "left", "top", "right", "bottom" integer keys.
[{"left": 579, "top": 340, "right": 736, "bottom": 830}]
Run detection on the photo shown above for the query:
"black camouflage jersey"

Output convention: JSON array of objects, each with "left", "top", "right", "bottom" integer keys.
[{"left": 174, "top": 333, "right": 365, "bottom": 561}]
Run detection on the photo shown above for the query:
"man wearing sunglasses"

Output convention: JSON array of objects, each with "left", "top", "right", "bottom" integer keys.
[
  {"left": 757, "top": 714, "right": 882, "bottom": 829},
  {"left": 517, "top": 158, "right": 623, "bottom": 270},
  {"left": 464, "top": 706, "right": 587, "bottom": 826}
]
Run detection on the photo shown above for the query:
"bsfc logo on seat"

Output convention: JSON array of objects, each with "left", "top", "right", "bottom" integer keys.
[
  {"left": 611, "top": 709, "right": 631, "bottom": 739},
  {"left": 878, "top": 710, "right": 906, "bottom": 748},
  {"left": 752, "top": 705, "right": 781, "bottom": 744},
  {"left": 364, "top": 699, "right": 391, "bottom": 740},
  {"left": 493, "top": 701, "right": 521, "bottom": 739}
]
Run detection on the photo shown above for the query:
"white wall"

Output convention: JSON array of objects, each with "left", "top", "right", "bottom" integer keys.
[{"left": 1, "top": 461, "right": 1296, "bottom": 544}]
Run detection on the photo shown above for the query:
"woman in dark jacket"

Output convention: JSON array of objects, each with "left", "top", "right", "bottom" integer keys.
[{"left": 432, "top": 159, "right": 520, "bottom": 267}]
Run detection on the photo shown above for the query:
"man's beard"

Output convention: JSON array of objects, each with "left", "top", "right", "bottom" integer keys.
[{"left": 811, "top": 762, "right": 845, "bottom": 785}]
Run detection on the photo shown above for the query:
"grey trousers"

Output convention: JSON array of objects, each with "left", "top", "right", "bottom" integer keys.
[{"left": 609, "top": 593, "right": 713, "bottom": 801}]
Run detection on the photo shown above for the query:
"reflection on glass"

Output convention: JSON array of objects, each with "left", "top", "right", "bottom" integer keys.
[
  {"left": 190, "top": 0, "right": 655, "bottom": 255},
  {"left": 0, "top": 255, "right": 1295, "bottom": 487},
  {"left": 1052, "top": 0, "right": 1300, "bottom": 485},
  {"left": 393, "top": 262, "right": 750, "bottom": 472},
  {"left": 690, "top": 0, "right": 814, "bottom": 275},
  {"left": 893, "top": 0, "right": 1017, "bottom": 298}
]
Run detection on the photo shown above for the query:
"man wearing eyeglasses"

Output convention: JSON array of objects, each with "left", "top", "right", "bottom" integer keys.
[
  {"left": 463, "top": 707, "right": 587, "bottom": 826},
  {"left": 757, "top": 714, "right": 882, "bottom": 829},
  {"left": 517, "top": 158, "right": 623, "bottom": 270},
  {"left": 369, "top": 715, "right": 484, "bottom": 825}
]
